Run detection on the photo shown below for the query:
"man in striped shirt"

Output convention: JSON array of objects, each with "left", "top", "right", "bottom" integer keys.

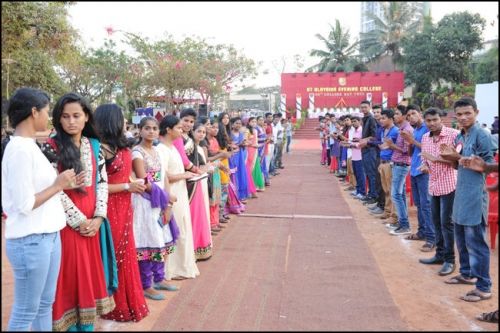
[
  {"left": 418, "top": 108, "right": 459, "bottom": 277},
  {"left": 384, "top": 105, "right": 413, "bottom": 235}
]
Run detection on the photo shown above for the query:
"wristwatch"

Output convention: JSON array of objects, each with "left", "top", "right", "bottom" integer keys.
[{"left": 124, "top": 183, "right": 130, "bottom": 191}]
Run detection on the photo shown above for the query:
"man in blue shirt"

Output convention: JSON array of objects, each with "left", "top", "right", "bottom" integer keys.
[
  {"left": 401, "top": 105, "right": 436, "bottom": 254},
  {"left": 372, "top": 109, "right": 399, "bottom": 225},
  {"left": 440, "top": 97, "right": 494, "bottom": 302}
]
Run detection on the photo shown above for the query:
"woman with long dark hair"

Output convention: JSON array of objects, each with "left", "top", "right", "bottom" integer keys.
[
  {"left": 94, "top": 104, "right": 149, "bottom": 322},
  {"left": 41, "top": 92, "right": 116, "bottom": 331},
  {"left": 2, "top": 88, "right": 78, "bottom": 331}
]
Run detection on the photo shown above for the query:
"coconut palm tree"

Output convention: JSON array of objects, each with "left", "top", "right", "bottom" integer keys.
[
  {"left": 360, "top": 2, "right": 421, "bottom": 70},
  {"left": 308, "top": 19, "right": 360, "bottom": 72}
]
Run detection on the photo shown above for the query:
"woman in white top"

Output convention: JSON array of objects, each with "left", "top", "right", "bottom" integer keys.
[
  {"left": 157, "top": 115, "right": 200, "bottom": 280},
  {"left": 1, "top": 87, "right": 80, "bottom": 331}
]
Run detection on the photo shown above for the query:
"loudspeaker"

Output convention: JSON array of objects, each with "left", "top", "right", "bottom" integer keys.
[{"left": 198, "top": 104, "right": 207, "bottom": 117}]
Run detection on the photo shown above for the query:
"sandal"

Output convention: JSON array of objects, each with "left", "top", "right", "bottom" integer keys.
[
  {"left": 476, "top": 310, "right": 499, "bottom": 323},
  {"left": 405, "top": 233, "right": 424, "bottom": 241},
  {"left": 445, "top": 274, "right": 477, "bottom": 285},
  {"left": 460, "top": 288, "right": 492, "bottom": 302}
]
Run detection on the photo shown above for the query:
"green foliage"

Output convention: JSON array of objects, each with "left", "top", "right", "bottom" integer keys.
[
  {"left": 1, "top": 2, "right": 78, "bottom": 99},
  {"left": 473, "top": 43, "right": 498, "bottom": 84},
  {"left": 308, "top": 19, "right": 360, "bottom": 72},
  {"left": 433, "top": 12, "right": 485, "bottom": 84}
]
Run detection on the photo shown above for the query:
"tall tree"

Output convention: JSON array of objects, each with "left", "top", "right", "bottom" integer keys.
[
  {"left": 308, "top": 19, "right": 359, "bottom": 72},
  {"left": 402, "top": 15, "right": 439, "bottom": 93},
  {"left": 360, "top": 2, "right": 420, "bottom": 70},
  {"left": 1, "top": 2, "right": 78, "bottom": 99},
  {"left": 433, "top": 12, "right": 485, "bottom": 84},
  {"left": 472, "top": 42, "right": 498, "bottom": 84}
]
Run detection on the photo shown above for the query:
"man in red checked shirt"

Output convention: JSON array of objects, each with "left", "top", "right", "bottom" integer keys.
[{"left": 418, "top": 107, "right": 459, "bottom": 277}]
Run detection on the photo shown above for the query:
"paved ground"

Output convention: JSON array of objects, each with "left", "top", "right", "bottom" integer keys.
[{"left": 2, "top": 138, "right": 498, "bottom": 331}]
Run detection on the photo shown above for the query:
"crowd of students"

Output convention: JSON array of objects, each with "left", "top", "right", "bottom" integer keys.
[
  {"left": 316, "top": 98, "right": 498, "bottom": 324},
  {"left": 1, "top": 87, "right": 292, "bottom": 331}
]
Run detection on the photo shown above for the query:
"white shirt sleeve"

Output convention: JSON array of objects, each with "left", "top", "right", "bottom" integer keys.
[{"left": 3, "top": 148, "right": 36, "bottom": 215}]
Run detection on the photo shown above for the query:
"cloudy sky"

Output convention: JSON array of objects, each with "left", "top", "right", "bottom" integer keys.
[{"left": 68, "top": 1, "right": 498, "bottom": 89}]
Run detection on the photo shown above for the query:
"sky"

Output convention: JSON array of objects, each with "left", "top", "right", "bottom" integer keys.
[{"left": 68, "top": 1, "right": 499, "bottom": 90}]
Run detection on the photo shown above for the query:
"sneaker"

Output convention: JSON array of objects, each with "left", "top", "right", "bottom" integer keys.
[
  {"left": 385, "top": 223, "right": 399, "bottom": 229},
  {"left": 420, "top": 243, "right": 436, "bottom": 252},
  {"left": 369, "top": 207, "right": 385, "bottom": 215},
  {"left": 355, "top": 193, "right": 366, "bottom": 200},
  {"left": 390, "top": 227, "right": 411, "bottom": 235},
  {"left": 366, "top": 202, "right": 379, "bottom": 209},
  {"left": 368, "top": 205, "right": 381, "bottom": 211},
  {"left": 362, "top": 198, "right": 377, "bottom": 205},
  {"left": 350, "top": 190, "right": 358, "bottom": 196}
]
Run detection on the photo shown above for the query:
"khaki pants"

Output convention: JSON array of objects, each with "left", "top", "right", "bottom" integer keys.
[
  {"left": 347, "top": 158, "right": 356, "bottom": 187},
  {"left": 378, "top": 162, "right": 397, "bottom": 221}
]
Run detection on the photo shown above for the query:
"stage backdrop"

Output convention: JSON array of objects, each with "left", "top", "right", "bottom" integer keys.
[{"left": 281, "top": 72, "right": 404, "bottom": 110}]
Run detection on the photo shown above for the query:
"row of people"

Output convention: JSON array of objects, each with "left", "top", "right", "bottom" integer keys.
[
  {"left": 1, "top": 87, "right": 291, "bottom": 331},
  {"left": 319, "top": 98, "right": 497, "bottom": 317}
]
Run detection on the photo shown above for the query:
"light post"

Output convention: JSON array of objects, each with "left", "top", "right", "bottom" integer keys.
[{"left": 2, "top": 57, "right": 17, "bottom": 100}]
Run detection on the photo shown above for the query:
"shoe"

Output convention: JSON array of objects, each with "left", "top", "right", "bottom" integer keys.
[
  {"left": 438, "top": 262, "right": 456, "bottom": 276},
  {"left": 265, "top": 182, "right": 271, "bottom": 186},
  {"left": 279, "top": 166, "right": 285, "bottom": 169},
  {"left": 362, "top": 198, "right": 377, "bottom": 205},
  {"left": 355, "top": 194, "right": 366, "bottom": 200},
  {"left": 385, "top": 223, "right": 399, "bottom": 229},
  {"left": 153, "top": 282, "right": 180, "bottom": 291},
  {"left": 366, "top": 202, "right": 378, "bottom": 208},
  {"left": 350, "top": 190, "right": 358, "bottom": 196},
  {"left": 390, "top": 227, "right": 411, "bottom": 235},
  {"left": 144, "top": 290, "right": 166, "bottom": 300},
  {"left": 219, "top": 218, "right": 229, "bottom": 224},
  {"left": 378, "top": 214, "right": 390, "bottom": 220},
  {"left": 420, "top": 243, "right": 436, "bottom": 252},
  {"left": 476, "top": 310, "right": 499, "bottom": 323},
  {"left": 419, "top": 256, "right": 444, "bottom": 265},
  {"left": 369, "top": 207, "right": 385, "bottom": 215},
  {"left": 217, "top": 224, "right": 226, "bottom": 229},
  {"left": 211, "top": 227, "right": 221, "bottom": 232},
  {"left": 344, "top": 186, "right": 355, "bottom": 191}
]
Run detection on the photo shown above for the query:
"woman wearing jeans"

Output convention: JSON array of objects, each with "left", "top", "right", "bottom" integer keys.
[{"left": 2, "top": 88, "right": 79, "bottom": 331}]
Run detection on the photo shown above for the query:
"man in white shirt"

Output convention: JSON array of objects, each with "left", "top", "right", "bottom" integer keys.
[{"left": 271, "top": 113, "right": 284, "bottom": 173}]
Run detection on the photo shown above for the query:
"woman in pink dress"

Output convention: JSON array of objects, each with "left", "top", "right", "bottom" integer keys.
[
  {"left": 186, "top": 122, "right": 213, "bottom": 260},
  {"left": 245, "top": 117, "right": 262, "bottom": 196}
]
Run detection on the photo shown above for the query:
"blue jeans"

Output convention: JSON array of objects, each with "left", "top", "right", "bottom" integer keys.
[
  {"left": 6, "top": 232, "right": 61, "bottom": 331},
  {"left": 286, "top": 136, "right": 292, "bottom": 153},
  {"left": 411, "top": 174, "right": 434, "bottom": 244},
  {"left": 352, "top": 160, "right": 366, "bottom": 196},
  {"left": 455, "top": 222, "right": 491, "bottom": 293},
  {"left": 361, "top": 148, "right": 378, "bottom": 199},
  {"left": 391, "top": 165, "right": 410, "bottom": 229},
  {"left": 431, "top": 192, "right": 455, "bottom": 263}
]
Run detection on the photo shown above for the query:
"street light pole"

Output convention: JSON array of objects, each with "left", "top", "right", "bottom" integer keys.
[{"left": 2, "top": 57, "right": 17, "bottom": 99}]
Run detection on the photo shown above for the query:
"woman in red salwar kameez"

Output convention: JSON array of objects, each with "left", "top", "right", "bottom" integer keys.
[{"left": 41, "top": 93, "right": 116, "bottom": 331}]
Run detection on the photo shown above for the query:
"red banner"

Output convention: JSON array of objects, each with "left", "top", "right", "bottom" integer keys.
[{"left": 281, "top": 72, "right": 404, "bottom": 110}]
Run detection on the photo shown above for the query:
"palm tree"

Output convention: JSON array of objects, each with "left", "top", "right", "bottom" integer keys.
[
  {"left": 308, "top": 19, "right": 360, "bottom": 72},
  {"left": 360, "top": 2, "right": 421, "bottom": 70}
]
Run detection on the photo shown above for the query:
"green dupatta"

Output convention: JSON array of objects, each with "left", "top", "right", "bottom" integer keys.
[{"left": 89, "top": 138, "right": 118, "bottom": 296}]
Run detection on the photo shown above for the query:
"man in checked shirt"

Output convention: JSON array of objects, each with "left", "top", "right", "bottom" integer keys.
[{"left": 418, "top": 108, "right": 459, "bottom": 277}]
